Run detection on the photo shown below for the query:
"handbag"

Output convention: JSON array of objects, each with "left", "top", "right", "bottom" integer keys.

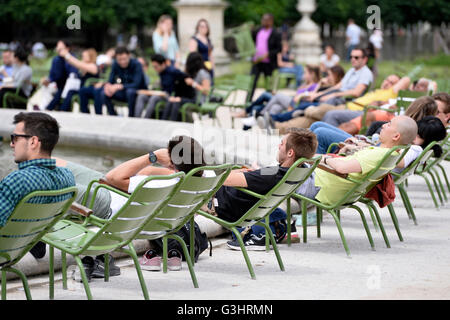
[{"left": 61, "top": 72, "right": 81, "bottom": 98}]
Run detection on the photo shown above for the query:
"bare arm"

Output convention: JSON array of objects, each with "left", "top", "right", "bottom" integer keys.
[
  {"left": 105, "top": 149, "right": 171, "bottom": 191},
  {"left": 188, "top": 38, "right": 198, "bottom": 52},
  {"left": 223, "top": 170, "right": 249, "bottom": 187},
  {"left": 392, "top": 76, "right": 410, "bottom": 94},
  {"left": 324, "top": 156, "right": 362, "bottom": 174}
]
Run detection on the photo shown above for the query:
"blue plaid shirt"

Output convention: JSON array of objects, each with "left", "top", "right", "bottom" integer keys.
[{"left": 0, "top": 158, "right": 75, "bottom": 227}]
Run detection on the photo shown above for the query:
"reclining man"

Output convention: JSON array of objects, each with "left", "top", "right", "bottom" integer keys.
[
  {"left": 0, "top": 112, "right": 76, "bottom": 258},
  {"left": 269, "top": 47, "right": 373, "bottom": 134}
]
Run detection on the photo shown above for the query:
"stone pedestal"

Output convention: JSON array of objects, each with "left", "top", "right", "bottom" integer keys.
[
  {"left": 291, "top": 0, "right": 322, "bottom": 65},
  {"left": 173, "top": 0, "right": 231, "bottom": 76}
]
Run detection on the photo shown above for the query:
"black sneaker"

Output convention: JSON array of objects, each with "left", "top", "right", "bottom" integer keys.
[
  {"left": 69, "top": 256, "right": 94, "bottom": 283},
  {"left": 226, "top": 234, "right": 267, "bottom": 251},
  {"left": 91, "top": 255, "right": 121, "bottom": 278}
]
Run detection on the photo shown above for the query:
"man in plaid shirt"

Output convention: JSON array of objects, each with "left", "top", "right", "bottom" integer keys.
[{"left": 0, "top": 112, "right": 75, "bottom": 256}]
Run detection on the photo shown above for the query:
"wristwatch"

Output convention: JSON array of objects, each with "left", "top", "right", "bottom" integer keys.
[{"left": 148, "top": 151, "right": 157, "bottom": 164}]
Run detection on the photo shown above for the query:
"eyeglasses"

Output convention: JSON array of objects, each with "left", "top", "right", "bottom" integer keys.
[
  {"left": 10, "top": 134, "right": 32, "bottom": 143},
  {"left": 350, "top": 56, "right": 363, "bottom": 60}
]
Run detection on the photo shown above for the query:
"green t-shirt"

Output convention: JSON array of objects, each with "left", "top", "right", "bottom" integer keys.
[{"left": 314, "top": 147, "right": 394, "bottom": 205}]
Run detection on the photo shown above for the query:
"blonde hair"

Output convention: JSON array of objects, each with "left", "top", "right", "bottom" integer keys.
[{"left": 404, "top": 96, "right": 438, "bottom": 122}]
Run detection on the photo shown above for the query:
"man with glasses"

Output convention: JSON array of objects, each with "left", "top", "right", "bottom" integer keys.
[
  {"left": 268, "top": 47, "right": 373, "bottom": 134},
  {"left": 0, "top": 112, "right": 75, "bottom": 257}
]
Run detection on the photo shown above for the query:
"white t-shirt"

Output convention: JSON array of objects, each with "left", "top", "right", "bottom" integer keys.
[
  {"left": 340, "top": 65, "right": 373, "bottom": 91},
  {"left": 369, "top": 33, "right": 383, "bottom": 50},
  {"left": 319, "top": 53, "right": 340, "bottom": 69},
  {"left": 346, "top": 24, "right": 361, "bottom": 45},
  {"left": 108, "top": 170, "right": 216, "bottom": 217},
  {"left": 392, "top": 145, "right": 423, "bottom": 174}
]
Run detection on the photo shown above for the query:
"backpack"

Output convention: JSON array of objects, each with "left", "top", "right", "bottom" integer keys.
[{"left": 152, "top": 221, "right": 210, "bottom": 263}]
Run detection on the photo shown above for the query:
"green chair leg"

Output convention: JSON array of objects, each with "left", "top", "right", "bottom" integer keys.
[
  {"left": 431, "top": 168, "right": 447, "bottom": 202},
  {"left": 49, "top": 246, "right": 54, "bottom": 300},
  {"left": 437, "top": 164, "right": 450, "bottom": 194},
  {"left": 418, "top": 173, "right": 440, "bottom": 209},
  {"left": 387, "top": 204, "right": 403, "bottom": 241},
  {"left": 3, "top": 267, "right": 32, "bottom": 300},
  {"left": 74, "top": 255, "right": 93, "bottom": 300},
  {"left": 350, "top": 205, "right": 375, "bottom": 250},
  {"left": 328, "top": 209, "right": 351, "bottom": 257},
  {"left": 286, "top": 198, "right": 292, "bottom": 246},
  {"left": 398, "top": 184, "right": 417, "bottom": 224},
  {"left": 189, "top": 218, "right": 195, "bottom": 265},
  {"left": 366, "top": 202, "right": 380, "bottom": 231},
  {"left": 316, "top": 207, "right": 321, "bottom": 238},
  {"left": 121, "top": 244, "right": 150, "bottom": 300},
  {"left": 62, "top": 252, "right": 67, "bottom": 290},
  {"left": 265, "top": 215, "right": 270, "bottom": 252},
  {"left": 162, "top": 237, "right": 168, "bottom": 274},
  {"left": 368, "top": 203, "right": 390, "bottom": 249},
  {"left": 104, "top": 253, "right": 110, "bottom": 282},
  {"left": 168, "top": 234, "right": 199, "bottom": 288},
  {"left": 231, "top": 227, "right": 256, "bottom": 280},
  {"left": 302, "top": 200, "right": 308, "bottom": 243},
  {"left": 258, "top": 221, "right": 285, "bottom": 271},
  {"left": 428, "top": 170, "right": 444, "bottom": 204}
]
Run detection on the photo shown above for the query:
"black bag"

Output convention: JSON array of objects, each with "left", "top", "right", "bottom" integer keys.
[
  {"left": 173, "top": 72, "right": 196, "bottom": 100},
  {"left": 152, "top": 221, "right": 210, "bottom": 263}
]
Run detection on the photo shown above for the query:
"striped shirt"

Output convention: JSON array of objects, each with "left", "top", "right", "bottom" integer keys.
[{"left": 0, "top": 158, "right": 75, "bottom": 227}]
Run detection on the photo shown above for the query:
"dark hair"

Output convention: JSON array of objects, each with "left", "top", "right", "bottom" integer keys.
[
  {"left": 151, "top": 53, "right": 167, "bottom": 65},
  {"left": 329, "top": 65, "right": 345, "bottom": 83},
  {"left": 351, "top": 46, "right": 367, "bottom": 58},
  {"left": 13, "top": 112, "right": 60, "bottom": 155},
  {"left": 14, "top": 46, "right": 29, "bottom": 64},
  {"left": 167, "top": 135, "right": 206, "bottom": 176},
  {"left": 285, "top": 128, "right": 318, "bottom": 160},
  {"left": 115, "top": 46, "right": 130, "bottom": 56},
  {"left": 417, "top": 116, "right": 446, "bottom": 158},
  {"left": 324, "top": 44, "right": 335, "bottom": 51},
  {"left": 58, "top": 39, "right": 71, "bottom": 49},
  {"left": 185, "top": 52, "right": 205, "bottom": 78},
  {"left": 305, "top": 64, "right": 321, "bottom": 83},
  {"left": 432, "top": 92, "right": 450, "bottom": 113}
]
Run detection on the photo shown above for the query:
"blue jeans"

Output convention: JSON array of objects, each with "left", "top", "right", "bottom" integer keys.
[
  {"left": 102, "top": 88, "right": 139, "bottom": 117},
  {"left": 45, "top": 89, "right": 63, "bottom": 111},
  {"left": 246, "top": 91, "right": 273, "bottom": 115},
  {"left": 279, "top": 65, "right": 304, "bottom": 87},
  {"left": 79, "top": 85, "right": 104, "bottom": 114},
  {"left": 271, "top": 101, "right": 320, "bottom": 123},
  {"left": 59, "top": 89, "right": 78, "bottom": 112},
  {"left": 310, "top": 121, "right": 352, "bottom": 154},
  {"left": 234, "top": 207, "right": 287, "bottom": 239}
]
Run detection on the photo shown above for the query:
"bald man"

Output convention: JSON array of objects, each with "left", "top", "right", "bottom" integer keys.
[{"left": 313, "top": 115, "right": 417, "bottom": 205}]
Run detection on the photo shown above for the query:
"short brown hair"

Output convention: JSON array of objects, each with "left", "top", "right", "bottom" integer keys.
[
  {"left": 432, "top": 92, "right": 450, "bottom": 113},
  {"left": 285, "top": 128, "right": 318, "bottom": 160},
  {"left": 167, "top": 135, "right": 206, "bottom": 176}
]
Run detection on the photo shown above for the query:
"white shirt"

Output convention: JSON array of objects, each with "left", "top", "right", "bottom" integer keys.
[
  {"left": 346, "top": 24, "right": 361, "bottom": 45},
  {"left": 319, "top": 53, "right": 340, "bottom": 69},
  {"left": 369, "top": 33, "right": 383, "bottom": 50},
  {"left": 108, "top": 170, "right": 216, "bottom": 217},
  {"left": 340, "top": 65, "right": 373, "bottom": 91},
  {"left": 392, "top": 145, "right": 423, "bottom": 174}
]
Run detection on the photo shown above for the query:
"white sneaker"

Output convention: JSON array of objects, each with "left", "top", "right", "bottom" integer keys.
[{"left": 241, "top": 116, "right": 256, "bottom": 127}]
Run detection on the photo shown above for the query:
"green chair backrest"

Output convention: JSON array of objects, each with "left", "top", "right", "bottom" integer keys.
[
  {"left": 71, "top": 173, "right": 185, "bottom": 256},
  {"left": 234, "top": 157, "right": 321, "bottom": 228},
  {"left": 394, "top": 142, "right": 437, "bottom": 185},
  {"left": 226, "top": 23, "right": 255, "bottom": 60},
  {"left": 0, "top": 187, "right": 77, "bottom": 267},
  {"left": 396, "top": 90, "right": 427, "bottom": 113},
  {"left": 421, "top": 135, "right": 450, "bottom": 172},
  {"left": 334, "top": 145, "right": 409, "bottom": 207},
  {"left": 139, "top": 164, "right": 233, "bottom": 239}
]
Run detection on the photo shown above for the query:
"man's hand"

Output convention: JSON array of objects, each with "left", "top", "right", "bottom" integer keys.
[
  {"left": 184, "top": 77, "right": 194, "bottom": 86},
  {"left": 153, "top": 148, "right": 171, "bottom": 167},
  {"left": 104, "top": 83, "right": 122, "bottom": 97},
  {"left": 168, "top": 96, "right": 181, "bottom": 102}
]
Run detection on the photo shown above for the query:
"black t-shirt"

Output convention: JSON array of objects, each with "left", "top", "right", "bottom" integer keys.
[{"left": 214, "top": 166, "right": 289, "bottom": 222}]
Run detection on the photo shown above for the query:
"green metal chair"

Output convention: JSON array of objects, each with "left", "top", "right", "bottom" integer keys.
[
  {"left": 1, "top": 187, "right": 77, "bottom": 300},
  {"left": 224, "top": 22, "right": 256, "bottom": 61},
  {"left": 136, "top": 164, "right": 233, "bottom": 287},
  {"left": 387, "top": 142, "right": 440, "bottom": 228},
  {"left": 42, "top": 173, "right": 184, "bottom": 300},
  {"left": 272, "top": 70, "right": 297, "bottom": 92},
  {"left": 414, "top": 135, "right": 450, "bottom": 209},
  {"left": 180, "top": 85, "right": 235, "bottom": 125},
  {"left": 290, "top": 146, "right": 408, "bottom": 257},
  {"left": 197, "top": 156, "right": 321, "bottom": 279}
]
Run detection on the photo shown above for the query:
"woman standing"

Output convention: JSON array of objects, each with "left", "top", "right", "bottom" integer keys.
[
  {"left": 189, "top": 19, "right": 214, "bottom": 81},
  {"left": 58, "top": 47, "right": 99, "bottom": 112},
  {"left": 153, "top": 15, "right": 181, "bottom": 69}
]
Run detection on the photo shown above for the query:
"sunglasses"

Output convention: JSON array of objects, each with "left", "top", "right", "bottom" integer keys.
[
  {"left": 10, "top": 133, "right": 32, "bottom": 143},
  {"left": 350, "top": 56, "right": 363, "bottom": 60}
]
